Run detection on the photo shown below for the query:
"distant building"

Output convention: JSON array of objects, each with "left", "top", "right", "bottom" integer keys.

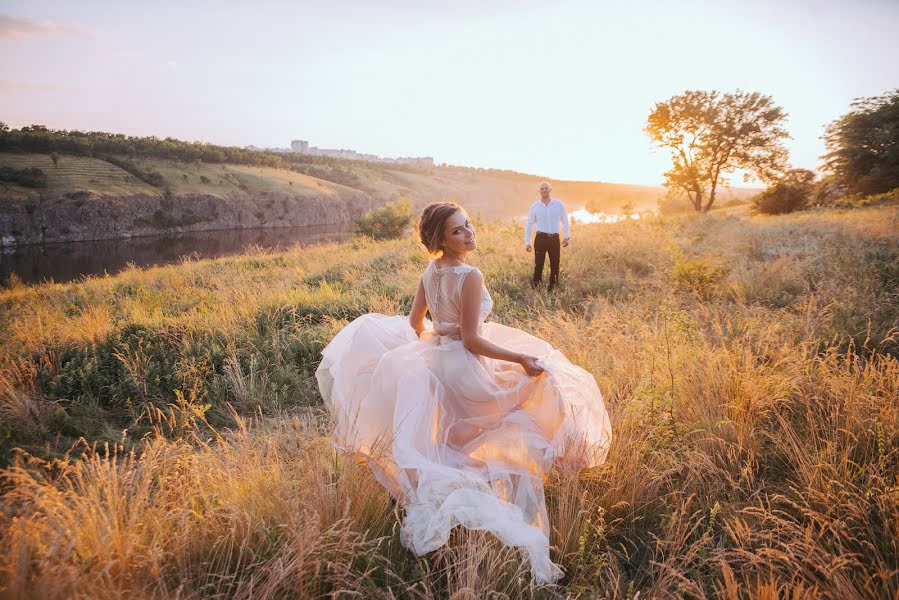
[{"left": 290, "top": 139, "right": 434, "bottom": 167}]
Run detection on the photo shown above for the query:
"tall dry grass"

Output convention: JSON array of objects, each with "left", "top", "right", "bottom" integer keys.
[{"left": 1, "top": 204, "right": 897, "bottom": 598}]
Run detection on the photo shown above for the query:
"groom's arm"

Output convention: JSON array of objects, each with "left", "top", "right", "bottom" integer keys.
[{"left": 560, "top": 203, "right": 571, "bottom": 245}]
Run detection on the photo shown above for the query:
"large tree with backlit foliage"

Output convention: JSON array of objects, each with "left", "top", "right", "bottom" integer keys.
[{"left": 646, "top": 90, "right": 790, "bottom": 213}]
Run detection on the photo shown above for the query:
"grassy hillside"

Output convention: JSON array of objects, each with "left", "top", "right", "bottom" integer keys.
[
  {"left": 0, "top": 153, "right": 365, "bottom": 201},
  {"left": 1, "top": 151, "right": 758, "bottom": 220},
  {"left": 381, "top": 168, "right": 692, "bottom": 219},
  {"left": 0, "top": 203, "right": 896, "bottom": 598},
  {"left": 0, "top": 153, "right": 160, "bottom": 197}
]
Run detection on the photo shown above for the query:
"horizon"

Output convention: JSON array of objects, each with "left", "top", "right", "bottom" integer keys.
[{"left": 2, "top": 0, "right": 898, "bottom": 186}]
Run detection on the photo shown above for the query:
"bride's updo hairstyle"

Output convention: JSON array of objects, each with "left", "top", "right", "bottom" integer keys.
[{"left": 418, "top": 201, "right": 463, "bottom": 256}]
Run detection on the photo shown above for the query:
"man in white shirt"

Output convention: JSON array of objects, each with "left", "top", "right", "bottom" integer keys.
[{"left": 525, "top": 181, "right": 570, "bottom": 290}]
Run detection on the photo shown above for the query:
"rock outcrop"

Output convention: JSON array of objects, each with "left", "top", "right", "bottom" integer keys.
[{"left": 0, "top": 190, "right": 374, "bottom": 246}]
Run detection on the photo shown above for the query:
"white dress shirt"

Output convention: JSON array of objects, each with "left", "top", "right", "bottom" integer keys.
[{"left": 524, "top": 198, "right": 570, "bottom": 245}]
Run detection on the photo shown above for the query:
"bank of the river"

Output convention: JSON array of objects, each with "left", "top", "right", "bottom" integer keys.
[
  {"left": 0, "top": 152, "right": 389, "bottom": 246},
  {"left": 0, "top": 189, "right": 373, "bottom": 247},
  {"left": 0, "top": 222, "right": 354, "bottom": 285}
]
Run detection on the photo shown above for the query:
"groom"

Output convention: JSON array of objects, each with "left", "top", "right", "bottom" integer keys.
[{"left": 524, "top": 181, "right": 570, "bottom": 290}]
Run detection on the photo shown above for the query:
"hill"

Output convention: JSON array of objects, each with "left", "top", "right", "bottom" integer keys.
[{"left": 0, "top": 127, "right": 758, "bottom": 244}]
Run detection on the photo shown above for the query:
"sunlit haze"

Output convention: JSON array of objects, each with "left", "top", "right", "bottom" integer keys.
[{"left": 2, "top": 0, "right": 897, "bottom": 184}]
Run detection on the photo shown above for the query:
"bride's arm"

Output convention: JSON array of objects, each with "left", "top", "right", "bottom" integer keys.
[
  {"left": 409, "top": 278, "right": 428, "bottom": 337},
  {"left": 459, "top": 270, "right": 543, "bottom": 376}
]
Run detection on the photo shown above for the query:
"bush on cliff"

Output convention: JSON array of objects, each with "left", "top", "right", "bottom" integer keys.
[
  {"left": 0, "top": 165, "right": 48, "bottom": 188},
  {"left": 101, "top": 155, "right": 166, "bottom": 187}
]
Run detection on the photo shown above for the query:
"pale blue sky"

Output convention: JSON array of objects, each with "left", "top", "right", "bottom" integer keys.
[{"left": 1, "top": 0, "right": 897, "bottom": 184}]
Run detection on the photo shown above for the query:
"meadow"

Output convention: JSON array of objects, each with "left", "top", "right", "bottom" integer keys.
[{"left": 0, "top": 202, "right": 897, "bottom": 599}]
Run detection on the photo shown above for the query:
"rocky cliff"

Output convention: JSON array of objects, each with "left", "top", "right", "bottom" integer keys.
[{"left": 0, "top": 190, "right": 374, "bottom": 246}]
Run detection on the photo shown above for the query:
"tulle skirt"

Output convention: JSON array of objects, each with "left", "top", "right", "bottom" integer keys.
[{"left": 316, "top": 314, "right": 612, "bottom": 583}]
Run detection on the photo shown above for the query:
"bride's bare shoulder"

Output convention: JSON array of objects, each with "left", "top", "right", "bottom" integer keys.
[{"left": 460, "top": 266, "right": 484, "bottom": 288}]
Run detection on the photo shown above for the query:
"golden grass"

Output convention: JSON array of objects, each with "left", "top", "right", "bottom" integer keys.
[{"left": 1, "top": 204, "right": 897, "bottom": 598}]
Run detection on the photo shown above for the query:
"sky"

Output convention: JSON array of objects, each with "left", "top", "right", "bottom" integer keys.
[{"left": 1, "top": 0, "right": 897, "bottom": 185}]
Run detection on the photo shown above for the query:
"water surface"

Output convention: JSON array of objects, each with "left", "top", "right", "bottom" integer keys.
[{"left": 1, "top": 224, "right": 353, "bottom": 285}]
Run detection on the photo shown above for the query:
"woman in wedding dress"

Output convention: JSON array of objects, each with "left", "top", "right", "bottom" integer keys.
[{"left": 316, "top": 202, "right": 612, "bottom": 583}]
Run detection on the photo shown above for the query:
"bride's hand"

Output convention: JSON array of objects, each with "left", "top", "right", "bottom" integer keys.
[{"left": 518, "top": 355, "right": 545, "bottom": 377}]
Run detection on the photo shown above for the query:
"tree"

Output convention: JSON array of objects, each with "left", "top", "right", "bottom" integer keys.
[
  {"left": 823, "top": 89, "right": 899, "bottom": 196},
  {"left": 752, "top": 168, "right": 816, "bottom": 215},
  {"left": 646, "top": 90, "right": 790, "bottom": 213}
]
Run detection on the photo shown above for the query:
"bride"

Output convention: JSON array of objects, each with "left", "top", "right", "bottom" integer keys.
[{"left": 316, "top": 201, "right": 612, "bottom": 582}]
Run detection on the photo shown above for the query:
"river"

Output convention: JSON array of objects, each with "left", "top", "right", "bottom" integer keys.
[
  {"left": 3, "top": 209, "right": 653, "bottom": 286},
  {"left": 0, "top": 224, "right": 353, "bottom": 286}
]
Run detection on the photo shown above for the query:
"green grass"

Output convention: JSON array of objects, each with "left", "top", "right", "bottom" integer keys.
[{"left": 0, "top": 152, "right": 160, "bottom": 198}]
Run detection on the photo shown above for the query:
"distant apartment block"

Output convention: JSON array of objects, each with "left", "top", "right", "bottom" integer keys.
[{"left": 289, "top": 139, "right": 433, "bottom": 167}]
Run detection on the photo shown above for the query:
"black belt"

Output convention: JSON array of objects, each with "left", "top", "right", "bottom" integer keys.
[{"left": 535, "top": 232, "right": 559, "bottom": 237}]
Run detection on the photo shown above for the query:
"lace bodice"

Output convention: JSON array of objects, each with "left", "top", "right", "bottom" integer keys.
[{"left": 422, "top": 261, "right": 493, "bottom": 339}]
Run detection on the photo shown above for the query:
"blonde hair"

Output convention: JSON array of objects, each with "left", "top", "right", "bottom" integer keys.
[{"left": 418, "top": 201, "right": 463, "bottom": 255}]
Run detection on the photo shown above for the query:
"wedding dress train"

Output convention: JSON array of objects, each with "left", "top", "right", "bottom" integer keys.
[{"left": 316, "top": 261, "right": 612, "bottom": 582}]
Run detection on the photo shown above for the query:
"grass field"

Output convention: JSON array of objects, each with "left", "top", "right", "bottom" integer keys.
[{"left": 0, "top": 202, "right": 897, "bottom": 598}]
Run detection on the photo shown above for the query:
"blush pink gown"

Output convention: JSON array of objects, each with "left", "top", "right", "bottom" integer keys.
[{"left": 316, "top": 261, "right": 612, "bottom": 582}]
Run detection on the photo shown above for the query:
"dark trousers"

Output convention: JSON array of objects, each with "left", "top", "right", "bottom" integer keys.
[{"left": 533, "top": 232, "right": 561, "bottom": 289}]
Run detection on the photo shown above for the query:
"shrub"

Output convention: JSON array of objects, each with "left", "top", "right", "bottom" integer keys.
[
  {"left": 752, "top": 169, "right": 816, "bottom": 215},
  {"left": 672, "top": 257, "right": 728, "bottom": 293},
  {"left": 101, "top": 155, "right": 166, "bottom": 188},
  {"left": 752, "top": 185, "right": 808, "bottom": 214},
  {"left": 354, "top": 198, "right": 413, "bottom": 240},
  {"left": 0, "top": 165, "right": 48, "bottom": 188},
  {"left": 144, "top": 169, "right": 165, "bottom": 187},
  {"left": 657, "top": 195, "right": 694, "bottom": 216},
  {"left": 828, "top": 186, "right": 899, "bottom": 209}
]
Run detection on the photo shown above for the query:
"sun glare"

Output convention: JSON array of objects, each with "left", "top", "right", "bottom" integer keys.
[{"left": 568, "top": 208, "right": 648, "bottom": 224}]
